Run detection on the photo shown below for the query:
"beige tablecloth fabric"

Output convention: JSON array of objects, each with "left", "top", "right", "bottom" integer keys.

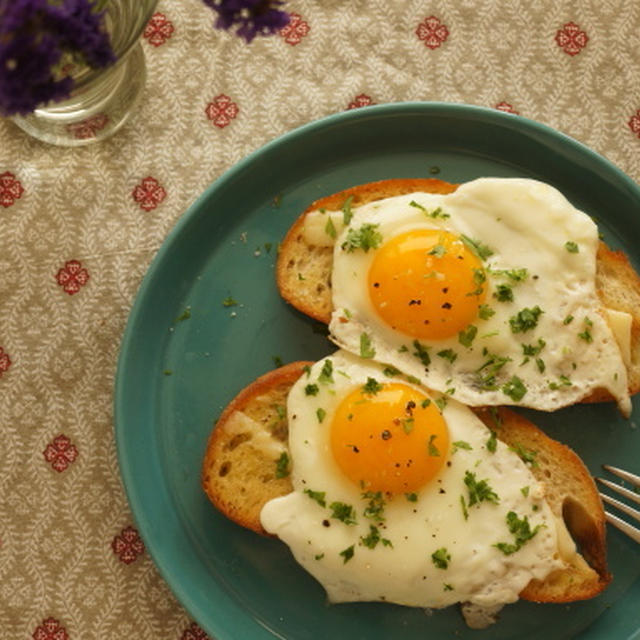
[{"left": 1, "top": 1, "right": 640, "bottom": 638}]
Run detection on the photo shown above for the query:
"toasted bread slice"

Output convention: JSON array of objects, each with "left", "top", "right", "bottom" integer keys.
[
  {"left": 276, "top": 178, "right": 640, "bottom": 398},
  {"left": 202, "top": 362, "right": 310, "bottom": 534},
  {"left": 202, "top": 366, "right": 610, "bottom": 603}
]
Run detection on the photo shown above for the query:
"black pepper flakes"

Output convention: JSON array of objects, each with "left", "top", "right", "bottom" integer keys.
[
  {"left": 381, "top": 430, "right": 392, "bottom": 440},
  {"left": 442, "top": 302, "right": 452, "bottom": 309}
]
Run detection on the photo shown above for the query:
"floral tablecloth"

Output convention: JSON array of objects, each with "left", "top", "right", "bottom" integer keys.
[{"left": 2, "top": 1, "right": 640, "bottom": 638}]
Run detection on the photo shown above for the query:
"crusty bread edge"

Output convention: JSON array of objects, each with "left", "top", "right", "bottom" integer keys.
[{"left": 201, "top": 362, "right": 309, "bottom": 534}]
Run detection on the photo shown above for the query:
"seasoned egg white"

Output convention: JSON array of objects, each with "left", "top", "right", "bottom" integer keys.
[
  {"left": 322, "top": 178, "right": 630, "bottom": 415},
  {"left": 260, "top": 350, "right": 564, "bottom": 609}
]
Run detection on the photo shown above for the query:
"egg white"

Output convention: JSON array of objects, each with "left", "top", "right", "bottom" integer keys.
[
  {"left": 326, "top": 178, "right": 630, "bottom": 415},
  {"left": 260, "top": 350, "right": 564, "bottom": 609}
]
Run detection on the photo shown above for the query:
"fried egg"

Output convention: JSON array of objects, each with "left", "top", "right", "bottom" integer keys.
[
  {"left": 319, "top": 178, "right": 630, "bottom": 415},
  {"left": 260, "top": 350, "right": 565, "bottom": 609}
]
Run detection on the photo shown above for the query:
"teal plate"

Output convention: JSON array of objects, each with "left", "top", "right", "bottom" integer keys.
[{"left": 115, "top": 102, "right": 640, "bottom": 640}]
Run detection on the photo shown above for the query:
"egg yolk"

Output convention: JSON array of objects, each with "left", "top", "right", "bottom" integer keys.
[
  {"left": 330, "top": 382, "right": 449, "bottom": 494},
  {"left": 368, "top": 229, "right": 487, "bottom": 340}
]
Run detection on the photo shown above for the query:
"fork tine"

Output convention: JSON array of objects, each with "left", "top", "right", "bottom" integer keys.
[
  {"left": 602, "top": 511, "right": 640, "bottom": 544},
  {"left": 596, "top": 477, "right": 640, "bottom": 506},
  {"left": 599, "top": 492, "right": 640, "bottom": 522},
  {"left": 602, "top": 464, "right": 640, "bottom": 488}
]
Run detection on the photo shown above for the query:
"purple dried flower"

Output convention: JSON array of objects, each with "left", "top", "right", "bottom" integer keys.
[
  {"left": 202, "top": 0, "right": 290, "bottom": 43},
  {"left": 0, "top": 0, "right": 115, "bottom": 116}
]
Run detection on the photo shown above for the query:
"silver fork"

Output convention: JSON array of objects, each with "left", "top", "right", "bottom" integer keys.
[{"left": 596, "top": 465, "right": 640, "bottom": 543}]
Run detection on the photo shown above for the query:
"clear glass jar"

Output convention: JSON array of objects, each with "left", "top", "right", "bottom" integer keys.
[{"left": 11, "top": 0, "right": 158, "bottom": 146}]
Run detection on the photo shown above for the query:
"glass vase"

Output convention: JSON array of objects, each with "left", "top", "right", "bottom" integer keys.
[{"left": 11, "top": 0, "right": 158, "bottom": 147}]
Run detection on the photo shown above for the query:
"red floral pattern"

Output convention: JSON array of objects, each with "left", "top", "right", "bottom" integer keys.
[
  {"left": 112, "top": 526, "right": 145, "bottom": 564},
  {"left": 0, "top": 171, "right": 25, "bottom": 207},
  {"left": 348, "top": 94, "right": 374, "bottom": 110},
  {"left": 628, "top": 109, "right": 640, "bottom": 137},
  {"left": 56, "top": 260, "right": 90, "bottom": 295},
  {"left": 144, "top": 12, "right": 175, "bottom": 47},
  {"left": 416, "top": 16, "right": 449, "bottom": 49},
  {"left": 43, "top": 435, "right": 79, "bottom": 473},
  {"left": 32, "top": 618, "right": 69, "bottom": 640},
  {"left": 132, "top": 176, "right": 167, "bottom": 211},
  {"left": 66, "top": 114, "right": 109, "bottom": 140},
  {"left": 0, "top": 347, "right": 10, "bottom": 378},
  {"left": 280, "top": 13, "right": 310, "bottom": 45},
  {"left": 555, "top": 22, "right": 588, "bottom": 56},
  {"left": 495, "top": 101, "right": 519, "bottom": 114},
  {"left": 205, "top": 95, "right": 239, "bottom": 128},
  {"left": 181, "top": 622, "right": 210, "bottom": 640}
]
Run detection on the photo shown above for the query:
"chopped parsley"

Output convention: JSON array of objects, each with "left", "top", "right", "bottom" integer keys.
[
  {"left": 405, "top": 492, "right": 418, "bottom": 502},
  {"left": 536, "top": 358, "right": 546, "bottom": 373},
  {"left": 341, "top": 223, "right": 382, "bottom": 253},
  {"left": 412, "top": 340, "right": 431, "bottom": 367},
  {"left": 428, "top": 243, "right": 447, "bottom": 258},
  {"left": 324, "top": 216, "right": 337, "bottom": 239},
  {"left": 478, "top": 304, "right": 495, "bottom": 320},
  {"left": 549, "top": 375, "right": 573, "bottom": 390},
  {"left": 305, "top": 383, "right": 319, "bottom": 396},
  {"left": 341, "top": 196, "right": 354, "bottom": 225},
  {"left": 563, "top": 314, "right": 574, "bottom": 325},
  {"left": 304, "top": 489, "right": 326, "bottom": 507},
  {"left": 452, "top": 440, "right": 473, "bottom": 452},
  {"left": 340, "top": 545, "right": 355, "bottom": 563},
  {"left": 486, "top": 430, "right": 497, "bottom": 453},
  {"left": 476, "top": 351, "right": 512, "bottom": 390},
  {"left": 565, "top": 241, "right": 579, "bottom": 253},
  {"left": 437, "top": 349, "right": 458, "bottom": 363},
  {"left": 521, "top": 486, "right": 530, "bottom": 497},
  {"left": 275, "top": 452, "right": 290, "bottom": 478},
  {"left": 330, "top": 501, "right": 357, "bottom": 525},
  {"left": 458, "top": 325, "right": 478, "bottom": 348},
  {"left": 460, "top": 495, "right": 469, "bottom": 520},
  {"left": 522, "top": 339, "right": 546, "bottom": 357},
  {"left": 426, "top": 206, "right": 450, "bottom": 219},
  {"left": 316, "top": 408, "right": 326, "bottom": 423},
  {"left": 401, "top": 417, "right": 415, "bottom": 434},
  {"left": 468, "top": 268, "right": 486, "bottom": 296},
  {"left": 318, "top": 359, "right": 334, "bottom": 384},
  {"left": 421, "top": 398, "right": 431, "bottom": 408},
  {"left": 221, "top": 297, "right": 238, "bottom": 308},
  {"left": 383, "top": 365, "right": 401, "bottom": 377},
  {"left": 494, "top": 511, "right": 542, "bottom": 555},
  {"left": 510, "top": 443, "right": 538, "bottom": 466},
  {"left": 509, "top": 306, "right": 544, "bottom": 333},
  {"left": 493, "top": 284, "right": 514, "bottom": 302},
  {"left": 428, "top": 434, "right": 440, "bottom": 457},
  {"left": 359, "top": 332, "right": 376, "bottom": 359},
  {"left": 460, "top": 235, "right": 494, "bottom": 260},
  {"left": 362, "top": 490, "right": 386, "bottom": 521},
  {"left": 409, "top": 200, "right": 426, "bottom": 212},
  {"left": 362, "top": 377, "right": 383, "bottom": 395},
  {"left": 434, "top": 396, "right": 448, "bottom": 412},
  {"left": 464, "top": 471, "right": 500, "bottom": 507},
  {"left": 360, "top": 525, "right": 392, "bottom": 549},
  {"left": 431, "top": 547, "right": 451, "bottom": 569},
  {"left": 578, "top": 317, "right": 593, "bottom": 343},
  {"left": 490, "top": 267, "right": 529, "bottom": 282},
  {"left": 502, "top": 375, "right": 527, "bottom": 401}
]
